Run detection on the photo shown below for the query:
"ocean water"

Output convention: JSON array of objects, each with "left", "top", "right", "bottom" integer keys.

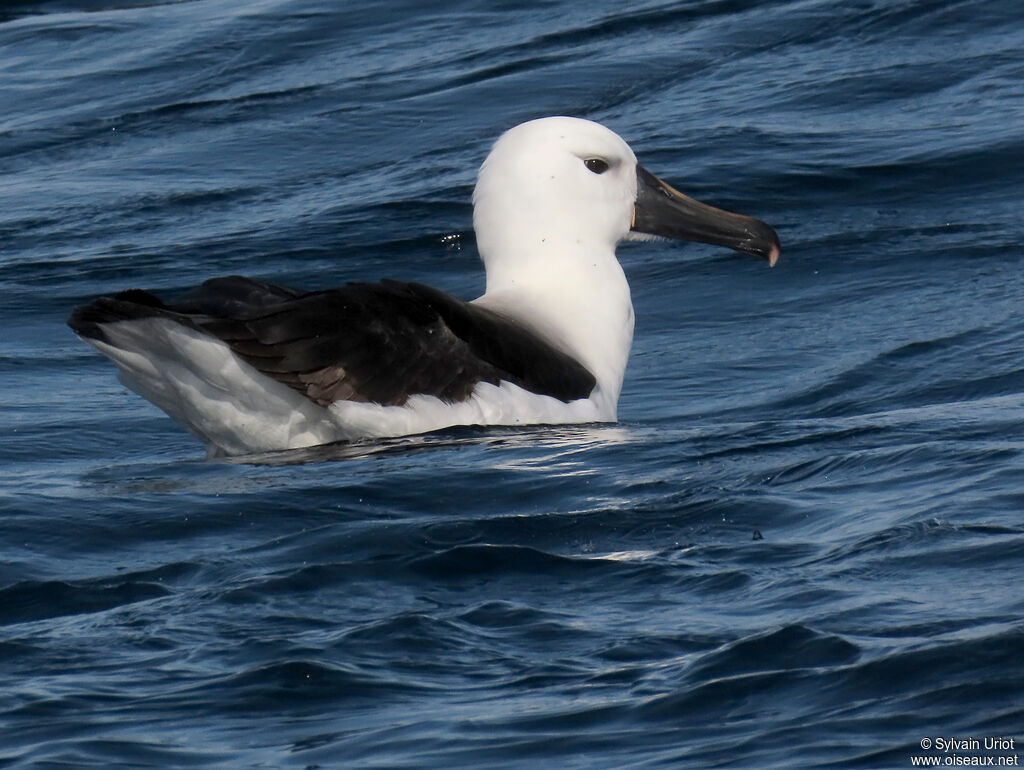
[{"left": 2, "top": 0, "right": 1024, "bottom": 767}]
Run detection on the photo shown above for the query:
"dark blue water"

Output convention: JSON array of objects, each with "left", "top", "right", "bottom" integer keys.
[{"left": 3, "top": 1, "right": 1024, "bottom": 767}]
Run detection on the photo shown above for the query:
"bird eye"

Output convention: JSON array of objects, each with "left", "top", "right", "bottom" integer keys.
[{"left": 584, "top": 158, "right": 610, "bottom": 174}]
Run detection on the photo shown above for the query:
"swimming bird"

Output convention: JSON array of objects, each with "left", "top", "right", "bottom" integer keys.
[{"left": 68, "top": 116, "right": 780, "bottom": 457}]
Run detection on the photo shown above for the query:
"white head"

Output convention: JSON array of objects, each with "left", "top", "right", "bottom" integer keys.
[
  {"left": 473, "top": 116, "right": 638, "bottom": 289},
  {"left": 472, "top": 116, "right": 779, "bottom": 292}
]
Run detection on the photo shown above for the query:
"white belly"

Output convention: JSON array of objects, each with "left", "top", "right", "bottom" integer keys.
[{"left": 89, "top": 317, "right": 613, "bottom": 457}]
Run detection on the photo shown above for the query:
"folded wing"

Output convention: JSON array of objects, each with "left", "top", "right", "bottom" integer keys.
[{"left": 68, "top": 276, "right": 596, "bottom": 409}]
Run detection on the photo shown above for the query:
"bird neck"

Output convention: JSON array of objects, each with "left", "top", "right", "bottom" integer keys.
[{"left": 475, "top": 242, "right": 634, "bottom": 414}]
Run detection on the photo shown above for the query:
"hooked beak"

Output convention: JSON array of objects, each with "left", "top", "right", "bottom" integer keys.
[{"left": 631, "top": 165, "right": 780, "bottom": 266}]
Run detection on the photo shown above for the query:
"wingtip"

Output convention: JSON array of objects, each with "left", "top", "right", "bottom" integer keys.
[{"left": 67, "top": 290, "right": 168, "bottom": 340}]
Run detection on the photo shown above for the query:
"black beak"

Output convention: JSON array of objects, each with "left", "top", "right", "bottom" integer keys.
[{"left": 631, "top": 165, "right": 780, "bottom": 266}]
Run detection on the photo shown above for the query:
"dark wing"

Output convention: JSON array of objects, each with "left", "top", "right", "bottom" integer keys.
[
  {"left": 401, "top": 282, "right": 595, "bottom": 403},
  {"left": 69, "top": 276, "right": 596, "bottom": 408},
  {"left": 171, "top": 275, "right": 303, "bottom": 315}
]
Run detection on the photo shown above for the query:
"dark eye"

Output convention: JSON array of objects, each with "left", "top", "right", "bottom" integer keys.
[{"left": 584, "top": 158, "right": 609, "bottom": 174}]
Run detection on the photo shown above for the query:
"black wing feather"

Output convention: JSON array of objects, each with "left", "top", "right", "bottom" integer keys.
[
  {"left": 171, "top": 275, "right": 302, "bottom": 316},
  {"left": 69, "top": 275, "right": 596, "bottom": 408}
]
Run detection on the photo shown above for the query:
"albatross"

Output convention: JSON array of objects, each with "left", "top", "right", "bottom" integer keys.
[{"left": 68, "top": 116, "right": 780, "bottom": 457}]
